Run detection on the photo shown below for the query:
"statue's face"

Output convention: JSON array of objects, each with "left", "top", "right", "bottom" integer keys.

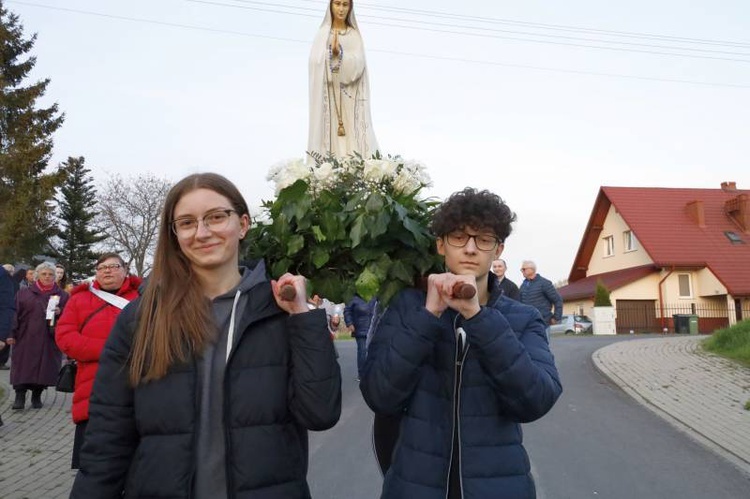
[{"left": 330, "top": 0, "right": 350, "bottom": 24}]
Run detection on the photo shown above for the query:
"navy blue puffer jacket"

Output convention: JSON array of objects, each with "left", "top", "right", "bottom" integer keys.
[{"left": 360, "top": 278, "right": 562, "bottom": 499}]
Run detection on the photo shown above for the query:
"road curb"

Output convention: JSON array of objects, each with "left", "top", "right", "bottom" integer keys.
[{"left": 592, "top": 338, "right": 750, "bottom": 478}]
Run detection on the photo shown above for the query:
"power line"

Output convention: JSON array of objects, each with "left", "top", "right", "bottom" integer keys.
[
  {"left": 188, "top": 0, "right": 750, "bottom": 63},
  {"left": 229, "top": 0, "right": 750, "bottom": 49},
  {"left": 7, "top": 1, "right": 750, "bottom": 89}
]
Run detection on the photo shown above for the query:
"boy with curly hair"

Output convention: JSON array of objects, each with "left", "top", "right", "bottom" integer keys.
[{"left": 361, "top": 187, "right": 562, "bottom": 499}]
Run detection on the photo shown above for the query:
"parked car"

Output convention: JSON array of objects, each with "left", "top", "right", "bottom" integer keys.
[{"left": 550, "top": 314, "right": 593, "bottom": 335}]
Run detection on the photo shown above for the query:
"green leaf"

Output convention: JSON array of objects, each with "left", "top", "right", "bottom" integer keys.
[
  {"left": 370, "top": 254, "right": 392, "bottom": 281},
  {"left": 388, "top": 259, "right": 414, "bottom": 282},
  {"left": 312, "top": 225, "right": 326, "bottom": 242},
  {"left": 365, "top": 192, "right": 384, "bottom": 213},
  {"left": 355, "top": 267, "right": 380, "bottom": 301},
  {"left": 368, "top": 210, "right": 390, "bottom": 240},
  {"left": 312, "top": 247, "right": 330, "bottom": 269},
  {"left": 350, "top": 215, "right": 365, "bottom": 248},
  {"left": 271, "top": 258, "right": 292, "bottom": 278},
  {"left": 286, "top": 234, "right": 305, "bottom": 257},
  {"left": 351, "top": 246, "right": 383, "bottom": 265}
]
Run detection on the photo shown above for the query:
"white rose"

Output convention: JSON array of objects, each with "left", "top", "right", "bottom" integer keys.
[
  {"left": 268, "top": 158, "right": 312, "bottom": 194},
  {"left": 364, "top": 159, "right": 394, "bottom": 182},
  {"left": 402, "top": 159, "right": 432, "bottom": 188},
  {"left": 313, "top": 162, "right": 335, "bottom": 188},
  {"left": 393, "top": 170, "right": 420, "bottom": 194}
]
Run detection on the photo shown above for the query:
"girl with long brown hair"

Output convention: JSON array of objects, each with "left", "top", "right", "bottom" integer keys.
[{"left": 70, "top": 173, "right": 342, "bottom": 499}]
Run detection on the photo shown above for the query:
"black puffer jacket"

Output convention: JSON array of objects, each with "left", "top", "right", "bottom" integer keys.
[{"left": 70, "top": 277, "right": 341, "bottom": 499}]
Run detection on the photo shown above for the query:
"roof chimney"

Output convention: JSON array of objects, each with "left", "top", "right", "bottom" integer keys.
[
  {"left": 685, "top": 200, "right": 706, "bottom": 228},
  {"left": 725, "top": 194, "right": 750, "bottom": 233},
  {"left": 721, "top": 181, "right": 737, "bottom": 192}
]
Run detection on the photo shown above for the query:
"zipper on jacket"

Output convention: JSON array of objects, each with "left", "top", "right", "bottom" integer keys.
[
  {"left": 446, "top": 327, "right": 469, "bottom": 499},
  {"left": 188, "top": 357, "right": 198, "bottom": 499},
  {"left": 222, "top": 291, "right": 242, "bottom": 499}
]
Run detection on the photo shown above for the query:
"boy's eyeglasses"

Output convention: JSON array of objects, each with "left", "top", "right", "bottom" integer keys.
[{"left": 445, "top": 231, "right": 500, "bottom": 252}]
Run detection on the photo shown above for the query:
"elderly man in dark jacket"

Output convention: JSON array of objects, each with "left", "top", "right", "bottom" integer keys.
[
  {"left": 519, "top": 260, "right": 563, "bottom": 338},
  {"left": 361, "top": 188, "right": 562, "bottom": 499}
]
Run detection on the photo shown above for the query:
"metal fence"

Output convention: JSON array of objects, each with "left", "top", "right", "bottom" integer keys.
[{"left": 614, "top": 300, "right": 750, "bottom": 334}]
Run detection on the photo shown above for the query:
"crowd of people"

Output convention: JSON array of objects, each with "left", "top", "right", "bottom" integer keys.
[
  {"left": 0, "top": 1, "right": 565, "bottom": 496},
  {"left": 0, "top": 175, "right": 564, "bottom": 499}
]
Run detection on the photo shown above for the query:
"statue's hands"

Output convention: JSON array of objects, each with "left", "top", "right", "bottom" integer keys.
[{"left": 332, "top": 30, "right": 340, "bottom": 56}]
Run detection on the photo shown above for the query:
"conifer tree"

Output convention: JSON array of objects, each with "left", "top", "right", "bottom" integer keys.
[
  {"left": 0, "top": 1, "right": 66, "bottom": 263},
  {"left": 55, "top": 157, "right": 105, "bottom": 280}
]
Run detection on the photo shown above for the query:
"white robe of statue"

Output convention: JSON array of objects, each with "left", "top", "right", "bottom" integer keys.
[{"left": 308, "top": 6, "right": 379, "bottom": 160}]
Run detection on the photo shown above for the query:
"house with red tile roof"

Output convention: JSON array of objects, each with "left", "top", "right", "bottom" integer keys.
[{"left": 558, "top": 181, "right": 750, "bottom": 334}]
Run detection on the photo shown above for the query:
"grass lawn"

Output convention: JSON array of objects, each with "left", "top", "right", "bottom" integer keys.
[{"left": 702, "top": 319, "right": 750, "bottom": 367}]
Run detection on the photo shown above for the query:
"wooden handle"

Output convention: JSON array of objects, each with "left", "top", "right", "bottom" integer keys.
[
  {"left": 279, "top": 284, "right": 297, "bottom": 301},
  {"left": 452, "top": 282, "right": 476, "bottom": 299}
]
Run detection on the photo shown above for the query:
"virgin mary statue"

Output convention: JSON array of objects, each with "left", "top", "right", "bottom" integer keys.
[{"left": 308, "top": 0, "right": 379, "bottom": 160}]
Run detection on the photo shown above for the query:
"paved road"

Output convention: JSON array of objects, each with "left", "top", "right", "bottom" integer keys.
[
  {"left": 524, "top": 335, "right": 749, "bottom": 499},
  {"left": 2, "top": 336, "right": 749, "bottom": 498},
  {"left": 593, "top": 335, "right": 750, "bottom": 474},
  {"left": 0, "top": 385, "right": 76, "bottom": 499}
]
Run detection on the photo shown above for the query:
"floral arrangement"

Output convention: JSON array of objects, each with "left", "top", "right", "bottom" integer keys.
[{"left": 246, "top": 153, "right": 444, "bottom": 304}]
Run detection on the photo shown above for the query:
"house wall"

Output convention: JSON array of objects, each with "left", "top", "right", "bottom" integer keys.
[
  {"left": 586, "top": 205, "right": 654, "bottom": 276},
  {"left": 661, "top": 270, "right": 726, "bottom": 303},
  {"left": 611, "top": 274, "right": 661, "bottom": 301},
  {"left": 694, "top": 268, "right": 727, "bottom": 297},
  {"left": 563, "top": 299, "right": 593, "bottom": 316}
]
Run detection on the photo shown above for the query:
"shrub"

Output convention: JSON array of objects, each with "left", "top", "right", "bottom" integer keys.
[
  {"left": 594, "top": 280, "right": 612, "bottom": 307},
  {"left": 703, "top": 319, "right": 750, "bottom": 366}
]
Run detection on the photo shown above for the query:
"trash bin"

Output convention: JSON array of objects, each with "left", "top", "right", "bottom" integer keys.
[
  {"left": 688, "top": 314, "right": 699, "bottom": 334},
  {"left": 673, "top": 314, "right": 690, "bottom": 334}
]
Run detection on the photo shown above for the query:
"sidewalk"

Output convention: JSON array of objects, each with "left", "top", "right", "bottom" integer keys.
[
  {"left": 1, "top": 336, "right": 749, "bottom": 497},
  {"left": 593, "top": 335, "right": 750, "bottom": 476},
  {"left": 0, "top": 369, "right": 76, "bottom": 499}
]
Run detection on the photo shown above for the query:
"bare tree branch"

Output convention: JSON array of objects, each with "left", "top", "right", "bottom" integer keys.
[{"left": 96, "top": 173, "right": 172, "bottom": 276}]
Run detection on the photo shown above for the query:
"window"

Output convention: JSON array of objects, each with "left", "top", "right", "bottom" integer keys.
[
  {"left": 603, "top": 236, "right": 615, "bottom": 257},
  {"left": 623, "top": 230, "right": 637, "bottom": 251},
  {"left": 678, "top": 274, "right": 692, "bottom": 298},
  {"left": 724, "top": 231, "right": 744, "bottom": 244}
]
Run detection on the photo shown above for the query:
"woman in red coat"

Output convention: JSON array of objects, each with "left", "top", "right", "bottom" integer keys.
[{"left": 56, "top": 253, "right": 141, "bottom": 469}]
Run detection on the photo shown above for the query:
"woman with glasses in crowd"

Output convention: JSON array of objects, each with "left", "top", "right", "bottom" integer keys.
[
  {"left": 7, "top": 262, "right": 69, "bottom": 410},
  {"left": 56, "top": 253, "right": 141, "bottom": 469},
  {"left": 70, "top": 172, "right": 341, "bottom": 499}
]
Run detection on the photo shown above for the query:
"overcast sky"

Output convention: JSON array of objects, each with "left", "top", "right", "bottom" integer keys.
[{"left": 8, "top": 0, "right": 750, "bottom": 284}]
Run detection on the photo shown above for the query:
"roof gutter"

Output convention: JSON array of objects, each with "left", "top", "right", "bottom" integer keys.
[{"left": 658, "top": 267, "right": 675, "bottom": 331}]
